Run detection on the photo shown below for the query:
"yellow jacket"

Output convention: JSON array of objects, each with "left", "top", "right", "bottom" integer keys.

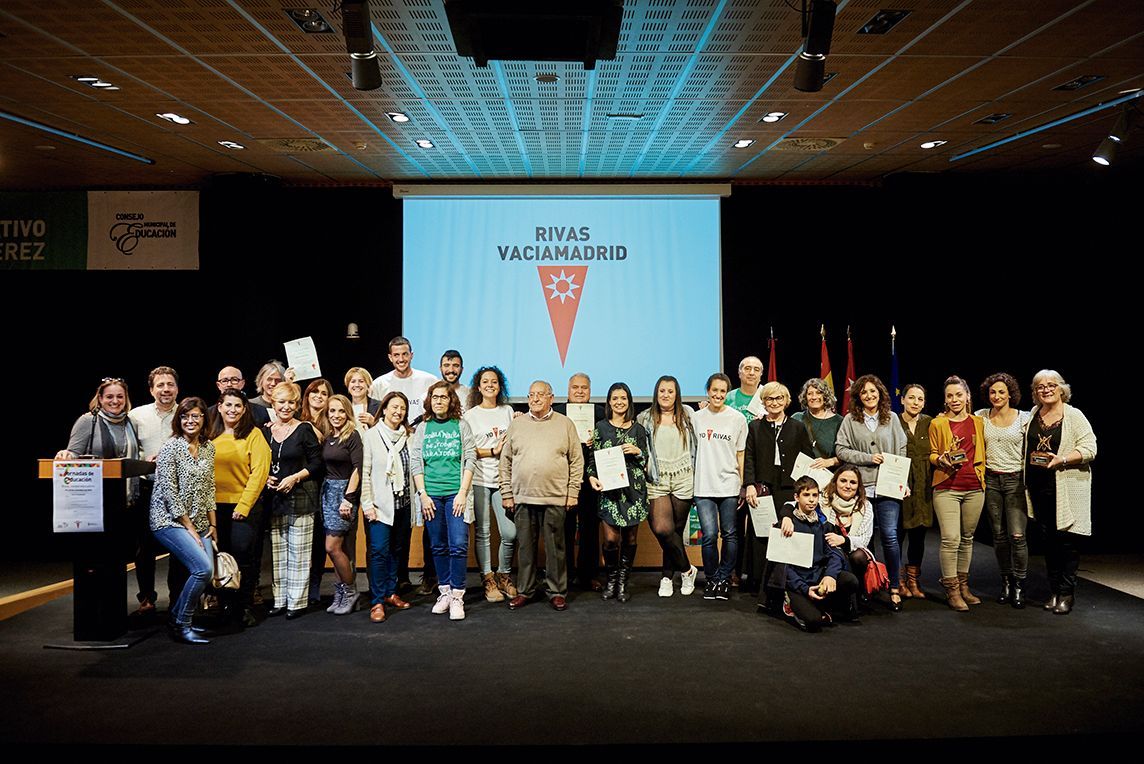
[{"left": 928, "top": 413, "right": 985, "bottom": 490}]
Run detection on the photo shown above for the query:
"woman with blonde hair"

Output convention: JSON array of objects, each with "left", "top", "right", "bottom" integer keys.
[
  {"left": 345, "top": 367, "right": 382, "bottom": 429},
  {"left": 929, "top": 375, "right": 986, "bottom": 611},
  {"left": 321, "top": 394, "right": 364, "bottom": 615},
  {"left": 1024, "top": 369, "right": 1096, "bottom": 615},
  {"left": 263, "top": 382, "right": 324, "bottom": 618},
  {"left": 299, "top": 378, "right": 334, "bottom": 602}
]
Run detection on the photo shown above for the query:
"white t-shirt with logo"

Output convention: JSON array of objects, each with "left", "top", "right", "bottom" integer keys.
[
  {"left": 462, "top": 404, "right": 514, "bottom": 487},
  {"left": 692, "top": 405, "right": 748, "bottom": 497},
  {"left": 370, "top": 368, "right": 438, "bottom": 423}
]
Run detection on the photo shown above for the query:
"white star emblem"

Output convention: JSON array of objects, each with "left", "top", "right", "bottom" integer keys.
[{"left": 545, "top": 270, "right": 580, "bottom": 304}]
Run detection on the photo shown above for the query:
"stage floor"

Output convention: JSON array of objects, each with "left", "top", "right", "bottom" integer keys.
[{"left": 2, "top": 537, "right": 1143, "bottom": 748}]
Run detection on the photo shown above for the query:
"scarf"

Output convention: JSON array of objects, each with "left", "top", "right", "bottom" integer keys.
[
  {"left": 93, "top": 410, "right": 141, "bottom": 503},
  {"left": 793, "top": 504, "right": 819, "bottom": 524},
  {"left": 827, "top": 493, "right": 860, "bottom": 530},
  {"left": 379, "top": 424, "right": 408, "bottom": 495}
]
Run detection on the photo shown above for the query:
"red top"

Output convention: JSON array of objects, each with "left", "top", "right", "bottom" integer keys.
[{"left": 945, "top": 417, "right": 980, "bottom": 491}]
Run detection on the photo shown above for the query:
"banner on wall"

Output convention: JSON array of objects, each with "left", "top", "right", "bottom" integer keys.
[{"left": 1, "top": 190, "right": 199, "bottom": 270}]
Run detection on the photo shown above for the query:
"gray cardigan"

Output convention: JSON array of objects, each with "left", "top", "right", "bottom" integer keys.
[{"left": 835, "top": 413, "right": 908, "bottom": 492}]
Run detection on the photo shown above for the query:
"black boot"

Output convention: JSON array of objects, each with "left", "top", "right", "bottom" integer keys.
[
  {"left": 997, "top": 575, "right": 1012, "bottom": 605},
  {"left": 168, "top": 622, "right": 209, "bottom": 645},
  {"left": 617, "top": 544, "right": 636, "bottom": 603},
  {"left": 602, "top": 547, "right": 620, "bottom": 600},
  {"left": 1011, "top": 577, "right": 1026, "bottom": 609},
  {"left": 1054, "top": 575, "right": 1076, "bottom": 615}
]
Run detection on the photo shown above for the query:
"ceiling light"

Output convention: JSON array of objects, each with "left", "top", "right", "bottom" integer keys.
[
  {"left": 759, "top": 111, "right": 788, "bottom": 123},
  {"left": 156, "top": 112, "right": 192, "bottom": 125},
  {"left": 794, "top": 0, "right": 837, "bottom": 93},
  {"left": 386, "top": 112, "right": 410, "bottom": 123},
  {"left": 733, "top": 139, "right": 755, "bottom": 149},
  {"left": 920, "top": 140, "right": 947, "bottom": 149},
  {"left": 34, "top": 145, "right": 56, "bottom": 151},
  {"left": 74, "top": 76, "right": 99, "bottom": 82},
  {"left": 605, "top": 113, "right": 644, "bottom": 120},
  {"left": 859, "top": 10, "right": 910, "bottom": 35},
  {"left": 416, "top": 139, "right": 434, "bottom": 149},
  {"left": 974, "top": 113, "right": 1012, "bottom": 125},
  {"left": 1041, "top": 143, "right": 1062, "bottom": 149},
  {"left": 535, "top": 74, "right": 560, "bottom": 84},
  {"left": 1053, "top": 75, "right": 1105, "bottom": 92},
  {"left": 217, "top": 140, "right": 245, "bottom": 150},
  {"left": 72, "top": 75, "right": 119, "bottom": 91},
  {"left": 1092, "top": 136, "right": 1115, "bottom": 165},
  {"left": 1109, "top": 110, "right": 1130, "bottom": 142},
  {"left": 350, "top": 51, "right": 383, "bottom": 91},
  {"left": 286, "top": 8, "right": 332, "bottom": 33}
]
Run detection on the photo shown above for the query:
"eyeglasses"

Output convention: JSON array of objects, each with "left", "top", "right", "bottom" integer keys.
[
  {"left": 527, "top": 392, "right": 552, "bottom": 399},
  {"left": 1035, "top": 383, "right": 1059, "bottom": 392},
  {"left": 217, "top": 376, "right": 243, "bottom": 385},
  {"left": 430, "top": 394, "right": 451, "bottom": 402},
  {"left": 764, "top": 396, "right": 786, "bottom": 403},
  {"left": 181, "top": 414, "right": 204, "bottom": 422}
]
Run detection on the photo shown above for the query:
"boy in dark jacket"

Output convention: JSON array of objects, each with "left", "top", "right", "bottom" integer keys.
[{"left": 783, "top": 476, "right": 860, "bottom": 632}]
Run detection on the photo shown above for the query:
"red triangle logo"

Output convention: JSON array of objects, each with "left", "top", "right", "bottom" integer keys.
[{"left": 538, "top": 265, "right": 588, "bottom": 366}]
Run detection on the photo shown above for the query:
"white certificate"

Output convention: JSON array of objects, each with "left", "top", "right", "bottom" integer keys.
[
  {"left": 52, "top": 460, "right": 104, "bottom": 533},
  {"left": 745, "top": 390, "right": 764, "bottom": 418},
  {"left": 566, "top": 403, "right": 595, "bottom": 443},
  {"left": 748, "top": 494, "right": 778, "bottom": 537},
  {"left": 875, "top": 453, "right": 912, "bottom": 500},
  {"left": 593, "top": 446, "right": 630, "bottom": 491},
  {"left": 793, "top": 452, "right": 835, "bottom": 491},
  {"left": 352, "top": 402, "right": 366, "bottom": 417},
  {"left": 284, "top": 336, "right": 322, "bottom": 381},
  {"left": 765, "top": 529, "right": 814, "bottom": 567}
]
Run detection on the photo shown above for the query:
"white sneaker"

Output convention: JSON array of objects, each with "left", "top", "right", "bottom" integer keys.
[
  {"left": 658, "top": 577, "right": 674, "bottom": 597},
  {"left": 449, "top": 590, "right": 466, "bottom": 621},
  {"left": 680, "top": 565, "right": 698, "bottom": 596},
  {"left": 432, "top": 585, "right": 452, "bottom": 614}
]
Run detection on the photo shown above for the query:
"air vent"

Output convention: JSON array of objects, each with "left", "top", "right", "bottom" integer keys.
[
  {"left": 1054, "top": 75, "right": 1105, "bottom": 92},
  {"left": 859, "top": 10, "right": 910, "bottom": 34},
  {"left": 974, "top": 113, "right": 1012, "bottom": 125},
  {"left": 773, "top": 137, "right": 844, "bottom": 152},
  {"left": 256, "top": 138, "right": 332, "bottom": 153}
]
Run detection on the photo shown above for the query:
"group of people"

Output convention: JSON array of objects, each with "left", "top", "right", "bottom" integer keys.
[{"left": 56, "top": 339, "right": 1097, "bottom": 642}]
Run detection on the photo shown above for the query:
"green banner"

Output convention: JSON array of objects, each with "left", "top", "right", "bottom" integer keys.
[{"left": 0, "top": 191, "right": 88, "bottom": 270}]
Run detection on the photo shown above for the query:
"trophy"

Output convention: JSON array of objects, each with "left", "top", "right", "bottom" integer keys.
[
  {"left": 946, "top": 432, "right": 968, "bottom": 466},
  {"left": 1030, "top": 433, "right": 1055, "bottom": 467}
]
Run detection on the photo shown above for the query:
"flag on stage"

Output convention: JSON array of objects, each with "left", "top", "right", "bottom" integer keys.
[
  {"left": 767, "top": 327, "right": 777, "bottom": 383},
  {"left": 890, "top": 325, "right": 902, "bottom": 413},
  {"left": 841, "top": 327, "right": 856, "bottom": 414},
  {"left": 819, "top": 324, "right": 834, "bottom": 398}
]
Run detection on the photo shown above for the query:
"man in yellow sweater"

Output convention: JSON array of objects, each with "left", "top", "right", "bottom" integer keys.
[{"left": 500, "top": 380, "right": 584, "bottom": 611}]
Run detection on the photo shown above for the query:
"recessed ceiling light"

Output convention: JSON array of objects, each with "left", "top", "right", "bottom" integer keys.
[
  {"left": 286, "top": 8, "right": 331, "bottom": 33},
  {"left": 1041, "top": 143, "right": 1062, "bottom": 149},
  {"left": 1053, "top": 75, "right": 1105, "bottom": 92},
  {"left": 72, "top": 75, "right": 119, "bottom": 91},
  {"left": 217, "top": 140, "right": 245, "bottom": 150},
  {"left": 156, "top": 112, "right": 192, "bottom": 125},
  {"left": 535, "top": 74, "right": 559, "bottom": 84},
  {"left": 1119, "top": 87, "right": 1143, "bottom": 95},
  {"left": 416, "top": 139, "right": 434, "bottom": 149},
  {"left": 74, "top": 76, "right": 99, "bottom": 82},
  {"left": 920, "top": 140, "right": 947, "bottom": 149},
  {"left": 822, "top": 72, "right": 838, "bottom": 85},
  {"left": 386, "top": 112, "right": 410, "bottom": 123},
  {"left": 974, "top": 113, "right": 1012, "bottom": 125},
  {"left": 605, "top": 113, "right": 644, "bottom": 120},
  {"left": 759, "top": 111, "right": 788, "bottom": 123},
  {"left": 34, "top": 145, "right": 56, "bottom": 151},
  {"left": 733, "top": 139, "right": 755, "bottom": 149},
  {"left": 859, "top": 10, "right": 911, "bottom": 35}
]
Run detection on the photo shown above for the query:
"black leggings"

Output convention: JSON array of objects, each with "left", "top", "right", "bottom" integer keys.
[
  {"left": 848, "top": 549, "right": 869, "bottom": 585},
  {"left": 903, "top": 525, "right": 927, "bottom": 567},
  {"left": 649, "top": 495, "right": 692, "bottom": 577},
  {"left": 788, "top": 571, "right": 860, "bottom": 632}
]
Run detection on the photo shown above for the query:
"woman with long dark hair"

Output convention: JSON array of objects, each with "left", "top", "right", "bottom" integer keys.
[
  {"left": 835, "top": 374, "right": 908, "bottom": 611},
  {"left": 587, "top": 382, "right": 650, "bottom": 602},
  {"left": 209, "top": 389, "right": 271, "bottom": 628},
  {"left": 463, "top": 366, "right": 518, "bottom": 603},
  {"left": 897, "top": 383, "right": 933, "bottom": 599},
  {"left": 410, "top": 381, "right": 476, "bottom": 621},
  {"left": 636, "top": 375, "right": 699, "bottom": 598},
  {"left": 150, "top": 397, "right": 216, "bottom": 644}
]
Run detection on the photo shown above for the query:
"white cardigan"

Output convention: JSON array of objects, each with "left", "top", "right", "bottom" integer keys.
[
  {"left": 360, "top": 425, "right": 416, "bottom": 526},
  {"left": 1023, "top": 404, "right": 1097, "bottom": 536}
]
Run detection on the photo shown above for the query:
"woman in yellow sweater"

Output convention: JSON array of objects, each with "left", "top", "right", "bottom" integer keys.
[{"left": 210, "top": 389, "right": 272, "bottom": 627}]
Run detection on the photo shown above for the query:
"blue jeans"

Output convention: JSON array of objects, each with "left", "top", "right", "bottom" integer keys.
[
  {"left": 985, "top": 471, "right": 1028, "bottom": 579},
  {"left": 426, "top": 495, "right": 470, "bottom": 590},
  {"left": 695, "top": 496, "right": 738, "bottom": 582},
  {"left": 153, "top": 526, "right": 214, "bottom": 627},
  {"left": 872, "top": 496, "right": 902, "bottom": 588},
  {"left": 365, "top": 519, "right": 397, "bottom": 604}
]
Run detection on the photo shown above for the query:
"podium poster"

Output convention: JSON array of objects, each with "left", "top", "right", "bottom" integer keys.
[{"left": 52, "top": 461, "right": 104, "bottom": 533}]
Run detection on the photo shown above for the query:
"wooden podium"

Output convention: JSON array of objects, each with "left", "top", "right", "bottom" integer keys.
[{"left": 38, "top": 458, "right": 155, "bottom": 644}]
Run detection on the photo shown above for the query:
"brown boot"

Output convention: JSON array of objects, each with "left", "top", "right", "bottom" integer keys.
[
  {"left": 905, "top": 565, "right": 926, "bottom": 599},
  {"left": 898, "top": 572, "right": 912, "bottom": 599},
  {"left": 958, "top": 572, "right": 982, "bottom": 605},
  {"left": 482, "top": 572, "right": 505, "bottom": 603},
  {"left": 941, "top": 577, "right": 969, "bottom": 611},
  {"left": 495, "top": 571, "right": 519, "bottom": 598}
]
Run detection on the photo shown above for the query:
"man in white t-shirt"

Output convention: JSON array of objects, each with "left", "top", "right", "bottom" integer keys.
[
  {"left": 369, "top": 336, "right": 438, "bottom": 425},
  {"left": 691, "top": 372, "right": 748, "bottom": 602},
  {"left": 127, "top": 365, "right": 180, "bottom": 617},
  {"left": 439, "top": 349, "right": 470, "bottom": 412}
]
